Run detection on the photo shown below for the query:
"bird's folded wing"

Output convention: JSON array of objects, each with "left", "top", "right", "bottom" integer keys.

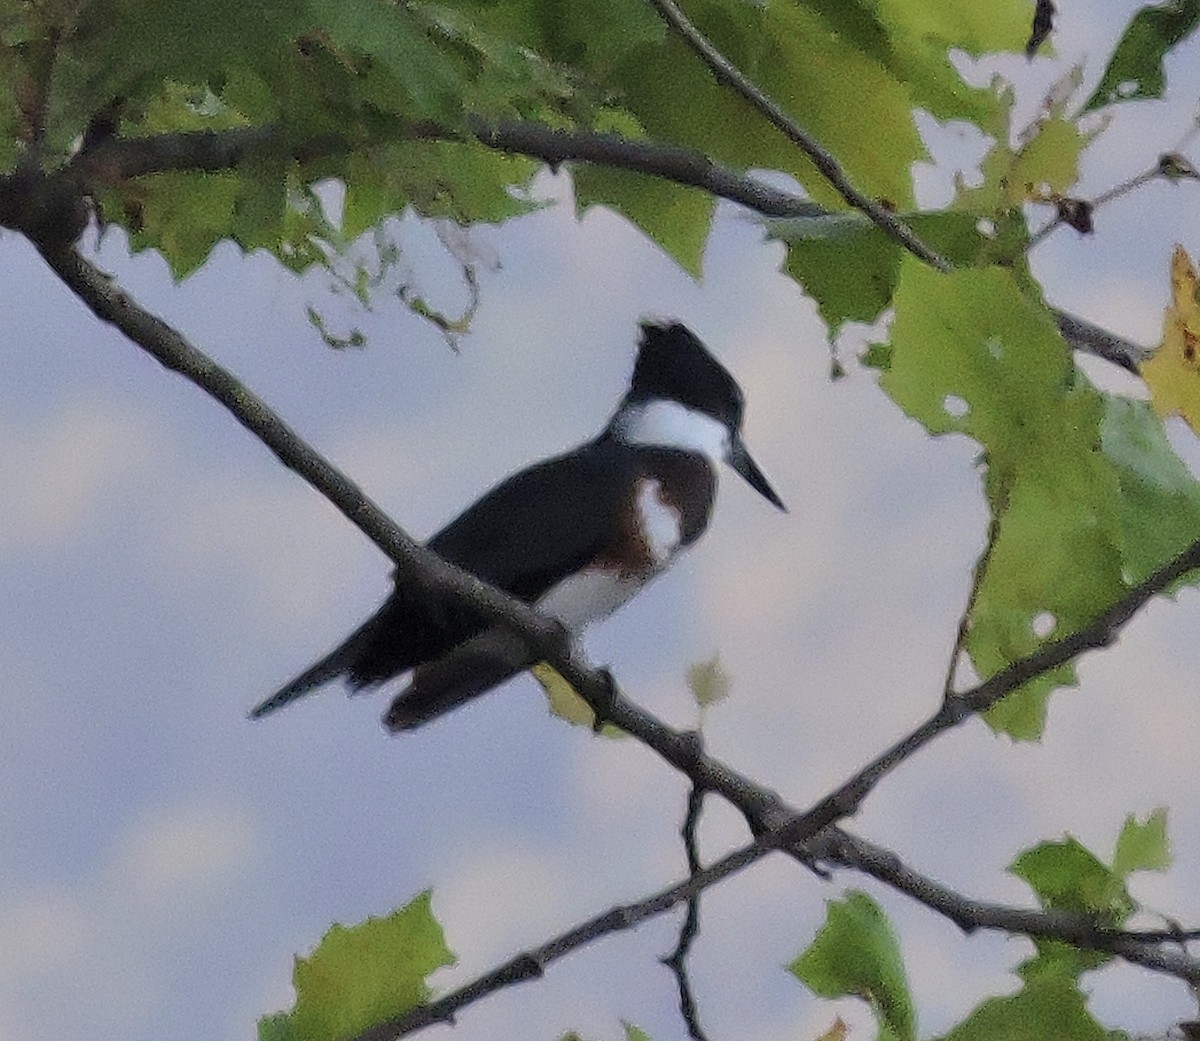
[{"left": 384, "top": 627, "right": 534, "bottom": 731}]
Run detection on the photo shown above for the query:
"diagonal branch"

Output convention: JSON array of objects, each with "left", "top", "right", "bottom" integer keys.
[
  {"left": 33, "top": 242, "right": 795, "bottom": 837},
  {"left": 797, "top": 532, "right": 1200, "bottom": 836},
  {"left": 353, "top": 836, "right": 778, "bottom": 1041},
  {"left": 645, "top": 0, "right": 951, "bottom": 271},
  {"left": 38, "top": 240, "right": 1200, "bottom": 861},
  {"left": 350, "top": 820, "right": 1200, "bottom": 1041}
]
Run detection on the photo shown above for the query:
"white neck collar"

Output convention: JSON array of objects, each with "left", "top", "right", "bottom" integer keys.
[{"left": 612, "top": 399, "right": 730, "bottom": 465}]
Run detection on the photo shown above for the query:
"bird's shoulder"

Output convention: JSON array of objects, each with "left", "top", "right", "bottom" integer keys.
[{"left": 426, "top": 437, "right": 640, "bottom": 598}]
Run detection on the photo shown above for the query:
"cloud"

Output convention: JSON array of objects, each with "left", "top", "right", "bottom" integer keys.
[
  {"left": 0, "top": 397, "right": 162, "bottom": 553},
  {"left": 0, "top": 799, "right": 258, "bottom": 1041}
]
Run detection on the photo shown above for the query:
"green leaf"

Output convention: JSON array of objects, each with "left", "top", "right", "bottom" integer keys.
[
  {"left": 257, "top": 1011, "right": 296, "bottom": 1041},
  {"left": 311, "top": 0, "right": 467, "bottom": 127},
  {"left": 349, "top": 141, "right": 538, "bottom": 233},
  {"left": 575, "top": 162, "right": 714, "bottom": 277},
  {"left": 532, "top": 663, "right": 624, "bottom": 737},
  {"left": 936, "top": 965, "right": 1119, "bottom": 1041},
  {"left": 790, "top": 892, "right": 915, "bottom": 1041},
  {"left": 867, "top": 0, "right": 1034, "bottom": 123},
  {"left": 1011, "top": 837, "right": 1135, "bottom": 923},
  {"left": 596, "top": 0, "right": 922, "bottom": 213},
  {"left": 882, "top": 262, "right": 1116, "bottom": 737},
  {"left": 1112, "top": 809, "right": 1171, "bottom": 877},
  {"left": 881, "top": 260, "right": 1200, "bottom": 738},
  {"left": 957, "top": 71, "right": 1091, "bottom": 219},
  {"left": 624, "top": 1024, "right": 653, "bottom": 1041},
  {"left": 1100, "top": 399, "right": 1200, "bottom": 583},
  {"left": 769, "top": 210, "right": 1000, "bottom": 335},
  {"left": 81, "top": 0, "right": 305, "bottom": 100},
  {"left": 262, "top": 891, "right": 455, "bottom": 1041},
  {"left": 1084, "top": 0, "right": 1200, "bottom": 112}
]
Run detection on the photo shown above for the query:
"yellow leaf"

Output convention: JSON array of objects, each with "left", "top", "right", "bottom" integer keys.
[
  {"left": 531, "top": 662, "right": 624, "bottom": 737},
  {"left": 1140, "top": 245, "right": 1200, "bottom": 432}
]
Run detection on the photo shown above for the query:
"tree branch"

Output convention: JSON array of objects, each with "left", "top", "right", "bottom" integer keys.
[
  {"left": 796, "top": 532, "right": 1200, "bottom": 836},
  {"left": 33, "top": 242, "right": 801, "bottom": 837},
  {"left": 351, "top": 819, "right": 1200, "bottom": 1041},
  {"left": 1054, "top": 310, "right": 1152, "bottom": 372},
  {"left": 353, "top": 836, "right": 778, "bottom": 1041},
  {"left": 68, "top": 118, "right": 827, "bottom": 220},
  {"left": 644, "top": 0, "right": 951, "bottom": 271},
  {"left": 37, "top": 239, "right": 1197, "bottom": 861},
  {"left": 824, "top": 829, "right": 1200, "bottom": 983},
  {"left": 55, "top": 121, "right": 1150, "bottom": 371}
]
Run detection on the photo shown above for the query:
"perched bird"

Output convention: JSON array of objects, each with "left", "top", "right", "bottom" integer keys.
[{"left": 251, "top": 320, "right": 785, "bottom": 730}]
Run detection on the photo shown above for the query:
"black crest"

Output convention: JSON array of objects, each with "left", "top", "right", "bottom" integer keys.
[{"left": 628, "top": 321, "right": 744, "bottom": 428}]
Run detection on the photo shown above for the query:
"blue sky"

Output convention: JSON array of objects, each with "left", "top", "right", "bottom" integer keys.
[{"left": 5, "top": 3, "right": 1200, "bottom": 1040}]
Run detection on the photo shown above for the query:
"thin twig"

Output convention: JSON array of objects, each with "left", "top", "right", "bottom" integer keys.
[
  {"left": 939, "top": 486, "right": 1006, "bottom": 699},
  {"left": 1026, "top": 164, "right": 1164, "bottom": 252},
  {"left": 1054, "top": 311, "right": 1152, "bottom": 372},
  {"left": 645, "top": 0, "right": 951, "bottom": 271},
  {"left": 352, "top": 836, "right": 778, "bottom": 1041},
  {"left": 661, "top": 785, "right": 710, "bottom": 1041}
]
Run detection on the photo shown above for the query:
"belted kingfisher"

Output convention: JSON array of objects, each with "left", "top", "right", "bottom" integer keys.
[{"left": 251, "top": 320, "right": 785, "bottom": 730}]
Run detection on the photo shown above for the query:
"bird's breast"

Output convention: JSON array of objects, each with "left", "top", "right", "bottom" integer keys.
[{"left": 535, "top": 454, "right": 716, "bottom": 633}]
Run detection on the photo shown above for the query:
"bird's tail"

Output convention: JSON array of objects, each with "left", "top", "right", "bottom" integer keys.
[{"left": 249, "top": 615, "right": 379, "bottom": 719}]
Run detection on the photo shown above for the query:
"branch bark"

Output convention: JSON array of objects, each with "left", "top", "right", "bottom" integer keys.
[
  {"left": 42, "top": 120, "right": 1151, "bottom": 370},
  {"left": 353, "top": 837, "right": 777, "bottom": 1041},
  {"left": 825, "top": 829, "right": 1200, "bottom": 983}
]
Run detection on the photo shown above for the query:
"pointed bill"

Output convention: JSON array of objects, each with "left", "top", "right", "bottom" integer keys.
[{"left": 729, "top": 434, "right": 785, "bottom": 511}]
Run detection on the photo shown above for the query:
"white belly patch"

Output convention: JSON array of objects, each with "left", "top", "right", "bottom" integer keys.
[
  {"left": 635, "top": 478, "right": 683, "bottom": 566},
  {"left": 535, "top": 479, "right": 686, "bottom": 631},
  {"left": 537, "top": 569, "right": 641, "bottom": 630}
]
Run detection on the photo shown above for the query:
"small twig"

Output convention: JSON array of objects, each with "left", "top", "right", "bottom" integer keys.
[
  {"left": 352, "top": 836, "right": 778, "bottom": 1041},
  {"left": 939, "top": 486, "right": 1007, "bottom": 698},
  {"left": 645, "top": 0, "right": 951, "bottom": 271},
  {"left": 1054, "top": 311, "right": 1153, "bottom": 372},
  {"left": 1027, "top": 163, "right": 1166, "bottom": 251},
  {"left": 824, "top": 829, "right": 1200, "bottom": 983},
  {"left": 661, "top": 784, "right": 711, "bottom": 1041},
  {"left": 796, "top": 532, "right": 1200, "bottom": 835}
]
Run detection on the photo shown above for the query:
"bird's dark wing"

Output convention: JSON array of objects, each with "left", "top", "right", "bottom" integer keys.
[
  {"left": 381, "top": 440, "right": 641, "bottom": 728},
  {"left": 251, "top": 438, "right": 636, "bottom": 720},
  {"left": 427, "top": 437, "right": 635, "bottom": 600}
]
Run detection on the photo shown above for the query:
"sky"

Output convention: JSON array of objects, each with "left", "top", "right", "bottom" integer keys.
[{"left": 5, "top": 3, "right": 1200, "bottom": 1040}]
